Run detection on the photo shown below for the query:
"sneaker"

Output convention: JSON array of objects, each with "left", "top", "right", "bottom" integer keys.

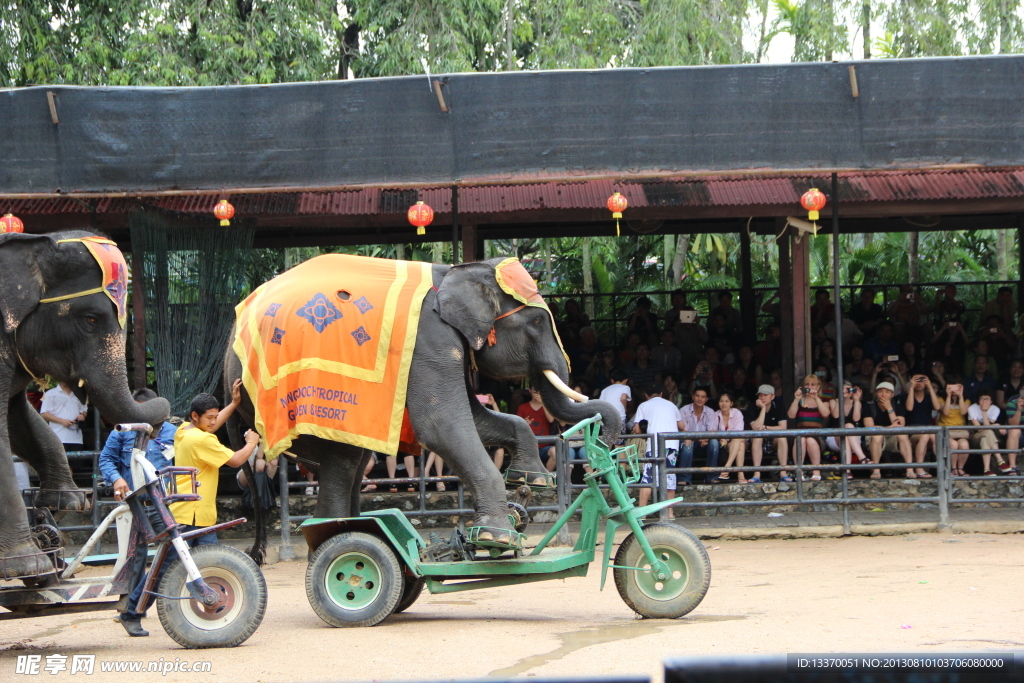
[
  {"left": 997, "top": 461, "right": 1013, "bottom": 474},
  {"left": 118, "top": 614, "right": 149, "bottom": 637},
  {"left": 984, "top": 470, "right": 998, "bottom": 477}
]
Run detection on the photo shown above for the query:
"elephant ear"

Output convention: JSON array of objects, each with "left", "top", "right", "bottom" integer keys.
[
  {"left": 0, "top": 234, "right": 58, "bottom": 334},
  {"left": 435, "top": 262, "right": 503, "bottom": 351}
]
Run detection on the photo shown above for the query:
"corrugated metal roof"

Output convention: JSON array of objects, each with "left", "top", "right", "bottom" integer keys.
[{"left": 3, "top": 169, "right": 1022, "bottom": 218}]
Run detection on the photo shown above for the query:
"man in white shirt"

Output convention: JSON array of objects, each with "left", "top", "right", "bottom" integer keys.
[
  {"left": 40, "top": 382, "right": 88, "bottom": 450},
  {"left": 598, "top": 369, "right": 631, "bottom": 430},
  {"left": 633, "top": 383, "right": 684, "bottom": 518}
]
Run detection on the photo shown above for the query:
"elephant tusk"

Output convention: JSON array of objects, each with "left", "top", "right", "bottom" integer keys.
[
  {"left": 542, "top": 370, "right": 588, "bottom": 403},
  {"left": 78, "top": 379, "right": 85, "bottom": 388}
]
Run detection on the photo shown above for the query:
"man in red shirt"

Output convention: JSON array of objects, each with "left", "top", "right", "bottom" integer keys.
[{"left": 517, "top": 386, "right": 556, "bottom": 470}]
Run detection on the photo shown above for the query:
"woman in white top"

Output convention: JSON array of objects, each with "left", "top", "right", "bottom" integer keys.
[
  {"left": 716, "top": 392, "right": 747, "bottom": 483},
  {"left": 967, "top": 391, "right": 1013, "bottom": 476}
]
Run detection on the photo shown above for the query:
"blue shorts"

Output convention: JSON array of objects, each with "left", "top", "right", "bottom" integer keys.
[{"left": 640, "top": 449, "right": 677, "bottom": 490}]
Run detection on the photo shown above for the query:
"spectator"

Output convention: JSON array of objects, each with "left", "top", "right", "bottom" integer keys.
[
  {"left": 769, "top": 369, "right": 784, "bottom": 399},
  {"left": 476, "top": 394, "right": 507, "bottom": 470},
  {"left": 1003, "top": 390, "right": 1022, "bottom": 476},
  {"left": 569, "top": 326, "right": 604, "bottom": 377},
  {"left": 706, "top": 312, "right": 739, "bottom": 361},
  {"left": 237, "top": 446, "right": 278, "bottom": 512},
  {"left": 848, "top": 287, "right": 885, "bottom": 337},
  {"left": 618, "top": 331, "right": 643, "bottom": 367},
  {"left": 673, "top": 306, "right": 708, "bottom": 377},
  {"left": 810, "top": 289, "right": 833, "bottom": 329},
  {"left": 814, "top": 338, "right": 840, "bottom": 380},
  {"left": 678, "top": 387, "right": 720, "bottom": 484},
  {"left": 864, "top": 321, "right": 900, "bottom": 364},
  {"left": 901, "top": 340, "right": 926, "bottom": 375},
  {"left": 754, "top": 324, "right": 783, "bottom": 372},
  {"left": 663, "top": 289, "right": 689, "bottom": 329},
  {"left": 824, "top": 309, "right": 864, "bottom": 351},
  {"left": 734, "top": 345, "right": 763, "bottom": 389},
  {"left": 963, "top": 339, "right": 1000, "bottom": 380},
  {"left": 424, "top": 451, "right": 448, "bottom": 485},
  {"left": 929, "top": 360, "right": 948, "bottom": 390},
  {"left": 586, "top": 349, "right": 619, "bottom": 393},
  {"left": 634, "top": 383, "right": 684, "bottom": 516},
  {"left": 26, "top": 380, "right": 45, "bottom": 412},
  {"left": 598, "top": 370, "right": 631, "bottom": 430},
  {"left": 40, "top": 381, "right": 88, "bottom": 452},
  {"left": 887, "top": 285, "right": 930, "bottom": 343},
  {"left": 872, "top": 357, "right": 907, "bottom": 396},
  {"left": 963, "top": 355, "right": 998, "bottom": 403},
  {"left": 662, "top": 373, "right": 685, "bottom": 407},
  {"left": 120, "top": 390, "right": 259, "bottom": 637},
  {"left": 722, "top": 366, "right": 756, "bottom": 405},
  {"left": 747, "top": 384, "right": 789, "bottom": 482},
  {"left": 516, "top": 386, "right": 557, "bottom": 470},
  {"left": 862, "top": 381, "right": 915, "bottom": 479},
  {"left": 996, "top": 359, "right": 1024, "bottom": 410},
  {"left": 626, "top": 342, "right": 663, "bottom": 390},
  {"left": 651, "top": 329, "right": 682, "bottom": 376},
  {"left": 849, "top": 357, "right": 876, "bottom": 389},
  {"left": 975, "top": 315, "right": 1013, "bottom": 362},
  {"left": 384, "top": 452, "right": 421, "bottom": 492},
  {"left": 710, "top": 289, "right": 742, "bottom": 338},
  {"left": 844, "top": 345, "right": 865, "bottom": 380},
  {"left": 981, "top": 286, "right": 1015, "bottom": 337},
  {"left": 702, "top": 346, "right": 730, "bottom": 387},
  {"left": 929, "top": 317, "right": 969, "bottom": 371},
  {"left": 688, "top": 359, "right": 718, "bottom": 402},
  {"left": 626, "top": 296, "right": 661, "bottom": 346},
  {"left": 715, "top": 392, "right": 747, "bottom": 483},
  {"left": 967, "top": 390, "right": 1014, "bottom": 476},
  {"left": 813, "top": 365, "right": 837, "bottom": 402},
  {"left": 98, "top": 388, "right": 177, "bottom": 500},
  {"left": 786, "top": 374, "right": 829, "bottom": 480},
  {"left": 904, "top": 373, "right": 941, "bottom": 478},
  {"left": 826, "top": 381, "right": 868, "bottom": 478},
  {"left": 940, "top": 380, "right": 971, "bottom": 477},
  {"left": 562, "top": 299, "right": 590, "bottom": 341},
  {"left": 933, "top": 284, "right": 966, "bottom": 329}
]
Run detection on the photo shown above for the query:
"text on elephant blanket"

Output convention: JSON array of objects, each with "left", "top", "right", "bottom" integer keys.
[{"left": 279, "top": 386, "right": 360, "bottom": 408}]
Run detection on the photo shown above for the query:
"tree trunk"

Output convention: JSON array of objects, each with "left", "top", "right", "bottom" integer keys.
[
  {"left": 543, "top": 238, "right": 553, "bottom": 291},
  {"left": 907, "top": 232, "right": 919, "bottom": 282},
  {"left": 672, "top": 234, "right": 690, "bottom": 285},
  {"left": 582, "top": 238, "right": 595, "bottom": 320},
  {"left": 505, "top": 0, "right": 514, "bottom": 70},
  {"left": 396, "top": 243, "right": 406, "bottom": 260},
  {"left": 663, "top": 235, "right": 673, "bottom": 289},
  {"left": 862, "top": 1, "right": 871, "bottom": 59},
  {"left": 997, "top": 230, "right": 1008, "bottom": 280}
]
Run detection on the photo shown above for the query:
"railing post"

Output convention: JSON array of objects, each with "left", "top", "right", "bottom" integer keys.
[
  {"left": 657, "top": 433, "right": 670, "bottom": 521},
  {"left": 278, "top": 458, "right": 295, "bottom": 561},
  {"left": 554, "top": 438, "right": 572, "bottom": 546},
  {"left": 937, "top": 427, "right": 951, "bottom": 532}
]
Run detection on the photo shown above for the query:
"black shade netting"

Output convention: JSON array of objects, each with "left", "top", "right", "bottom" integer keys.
[{"left": 129, "top": 208, "right": 254, "bottom": 416}]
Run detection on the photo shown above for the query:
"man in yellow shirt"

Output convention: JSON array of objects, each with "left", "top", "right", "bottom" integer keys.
[{"left": 120, "top": 383, "right": 259, "bottom": 637}]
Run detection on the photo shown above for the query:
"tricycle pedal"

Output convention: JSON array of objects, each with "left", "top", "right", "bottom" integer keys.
[
  {"left": 504, "top": 469, "right": 556, "bottom": 490},
  {"left": 465, "top": 526, "right": 525, "bottom": 550}
]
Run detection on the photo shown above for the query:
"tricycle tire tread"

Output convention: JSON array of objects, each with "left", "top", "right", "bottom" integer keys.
[
  {"left": 305, "top": 531, "right": 403, "bottom": 627},
  {"left": 613, "top": 523, "right": 710, "bottom": 619},
  {"left": 156, "top": 544, "right": 267, "bottom": 649}
]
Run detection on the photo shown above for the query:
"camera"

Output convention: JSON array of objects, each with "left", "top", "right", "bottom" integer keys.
[{"left": 886, "top": 355, "right": 899, "bottom": 362}]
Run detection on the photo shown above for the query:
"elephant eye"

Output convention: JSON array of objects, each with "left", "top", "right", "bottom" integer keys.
[{"left": 84, "top": 315, "right": 98, "bottom": 325}]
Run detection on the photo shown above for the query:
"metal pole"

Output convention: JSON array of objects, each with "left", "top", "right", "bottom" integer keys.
[
  {"left": 451, "top": 185, "right": 460, "bottom": 263},
  {"left": 278, "top": 458, "right": 295, "bottom": 561},
  {"left": 937, "top": 427, "right": 951, "bottom": 532},
  {"left": 831, "top": 172, "right": 849, "bottom": 534},
  {"left": 554, "top": 439, "right": 572, "bottom": 546}
]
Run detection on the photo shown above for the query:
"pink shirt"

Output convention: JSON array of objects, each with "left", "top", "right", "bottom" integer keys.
[{"left": 715, "top": 408, "right": 744, "bottom": 432}]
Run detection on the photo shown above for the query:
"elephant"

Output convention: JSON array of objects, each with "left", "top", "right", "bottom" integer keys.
[
  {"left": 0, "top": 231, "right": 170, "bottom": 579},
  {"left": 225, "top": 256, "right": 622, "bottom": 547}
]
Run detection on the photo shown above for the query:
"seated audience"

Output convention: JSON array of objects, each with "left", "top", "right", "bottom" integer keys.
[
  {"left": 678, "top": 387, "right": 720, "bottom": 484},
  {"left": 940, "top": 379, "right": 971, "bottom": 477},
  {"left": 598, "top": 370, "right": 631, "bottom": 431},
  {"left": 715, "top": 392, "right": 747, "bottom": 483},
  {"left": 634, "top": 383, "right": 684, "bottom": 516},
  {"left": 747, "top": 384, "right": 789, "bottom": 482},
  {"left": 967, "top": 390, "right": 1014, "bottom": 476},
  {"left": 862, "top": 381, "right": 915, "bottom": 479},
  {"left": 710, "top": 289, "right": 742, "bottom": 338},
  {"left": 848, "top": 287, "right": 885, "bottom": 337},
  {"left": 650, "top": 329, "right": 682, "bottom": 376},
  {"left": 786, "top": 374, "right": 829, "bottom": 481},
  {"left": 864, "top": 321, "right": 900, "bottom": 364},
  {"left": 904, "top": 373, "right": 941, "bottom": 478},
  {"left": 981, "top": 286, "right": 1015, "bottom": 337},
  {"left": 963, "top": 355, "right": 998, "bottom": 403},
  {"left": 626, "top": 342, "right": 663, "bottom": 390}
]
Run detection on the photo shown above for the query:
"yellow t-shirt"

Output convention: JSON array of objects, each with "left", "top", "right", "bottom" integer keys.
[
  {"left": 937, "top": 398, "right": 970, "bottom": 427},
  {"left": 169, "top": 424, "right": 233, "bottom": 527}
]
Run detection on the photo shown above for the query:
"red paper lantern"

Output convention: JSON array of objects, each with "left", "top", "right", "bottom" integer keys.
[
  {"left": 606, "top": 192, "right": 627, "bottom": 236},
  {"left": 407, "top": 201, "right": 434, "bottom": 236},
  {"left": 800, "top": 188, "right": 827, "bottom": 222},
  {"left": 0, "top": 213, "right": 24, "bottom": 233},
  {"left": 214, "top": 199, "right": 235, "bottom": 226}
]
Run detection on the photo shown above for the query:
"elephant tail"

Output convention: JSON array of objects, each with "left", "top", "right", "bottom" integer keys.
[{"left": 241, "top": 458, "right": 267, "bottom": 567}]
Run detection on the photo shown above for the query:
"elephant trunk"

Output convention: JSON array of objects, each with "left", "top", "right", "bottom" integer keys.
[
  {"left": 537, "top": 366, "right": 622, "bottom": 442},
  {"left": 82, "top": 349, "right": 171, "bottom": 428}
]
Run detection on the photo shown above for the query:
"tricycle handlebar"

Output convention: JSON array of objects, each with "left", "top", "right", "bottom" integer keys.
[{"left": 559, "top": 415, "right": 603, "bottom": 439}]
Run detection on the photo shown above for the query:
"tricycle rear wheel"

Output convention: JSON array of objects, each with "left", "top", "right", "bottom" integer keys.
[
  {"left": 613, "top": 524, "right": 710, "bottom": 619},
  {"left": 157, "top": 544, "right": 267, "bottom": 649},
  {"left": 393, "top": 576, "right": 425, "bottom": 614},
  {"left": 306, "top": 532, "right": 403, "bottom": 627}
]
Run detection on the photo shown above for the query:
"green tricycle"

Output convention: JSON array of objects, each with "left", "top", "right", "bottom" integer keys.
[{"left": 299, "top": 415, "right": 711, "bottom": 627}]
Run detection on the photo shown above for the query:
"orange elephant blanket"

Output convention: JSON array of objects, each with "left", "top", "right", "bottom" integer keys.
[{"left": 232, "top": 255, "right": 434, "bottom": 459}]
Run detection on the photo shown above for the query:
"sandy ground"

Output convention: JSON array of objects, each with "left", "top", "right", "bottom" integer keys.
[{"left": 1, "top": 532, "right": 1022, "bottom": 682}]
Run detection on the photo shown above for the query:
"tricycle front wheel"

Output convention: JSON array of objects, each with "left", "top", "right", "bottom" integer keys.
[
  {"left": 613, "top": 524, "right": 710, "bottom": 619},
  {"left": 157, "top": 544, "right": 267, "bottom": 649}
]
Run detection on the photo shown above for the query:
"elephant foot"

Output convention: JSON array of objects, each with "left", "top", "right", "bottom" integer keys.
[
  {"left": 34, "top": 488, "right": 90, "bottom": 512},
  {"left": 0, "top": 543, "right": 58, "bottom": 581},
  {"left": 466, "top": 512, "right": 524, "bottom": 550},
  {"left": 504, "top": 469, "right": 556, "bottom": 490}
]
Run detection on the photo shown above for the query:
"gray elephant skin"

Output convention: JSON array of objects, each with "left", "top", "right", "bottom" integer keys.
[
  {"left": 0, "top": 231, "right": 170, "bottom": 579},
  {"left": 225, "top": 257, "right": 621, "bottom": 545}
]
